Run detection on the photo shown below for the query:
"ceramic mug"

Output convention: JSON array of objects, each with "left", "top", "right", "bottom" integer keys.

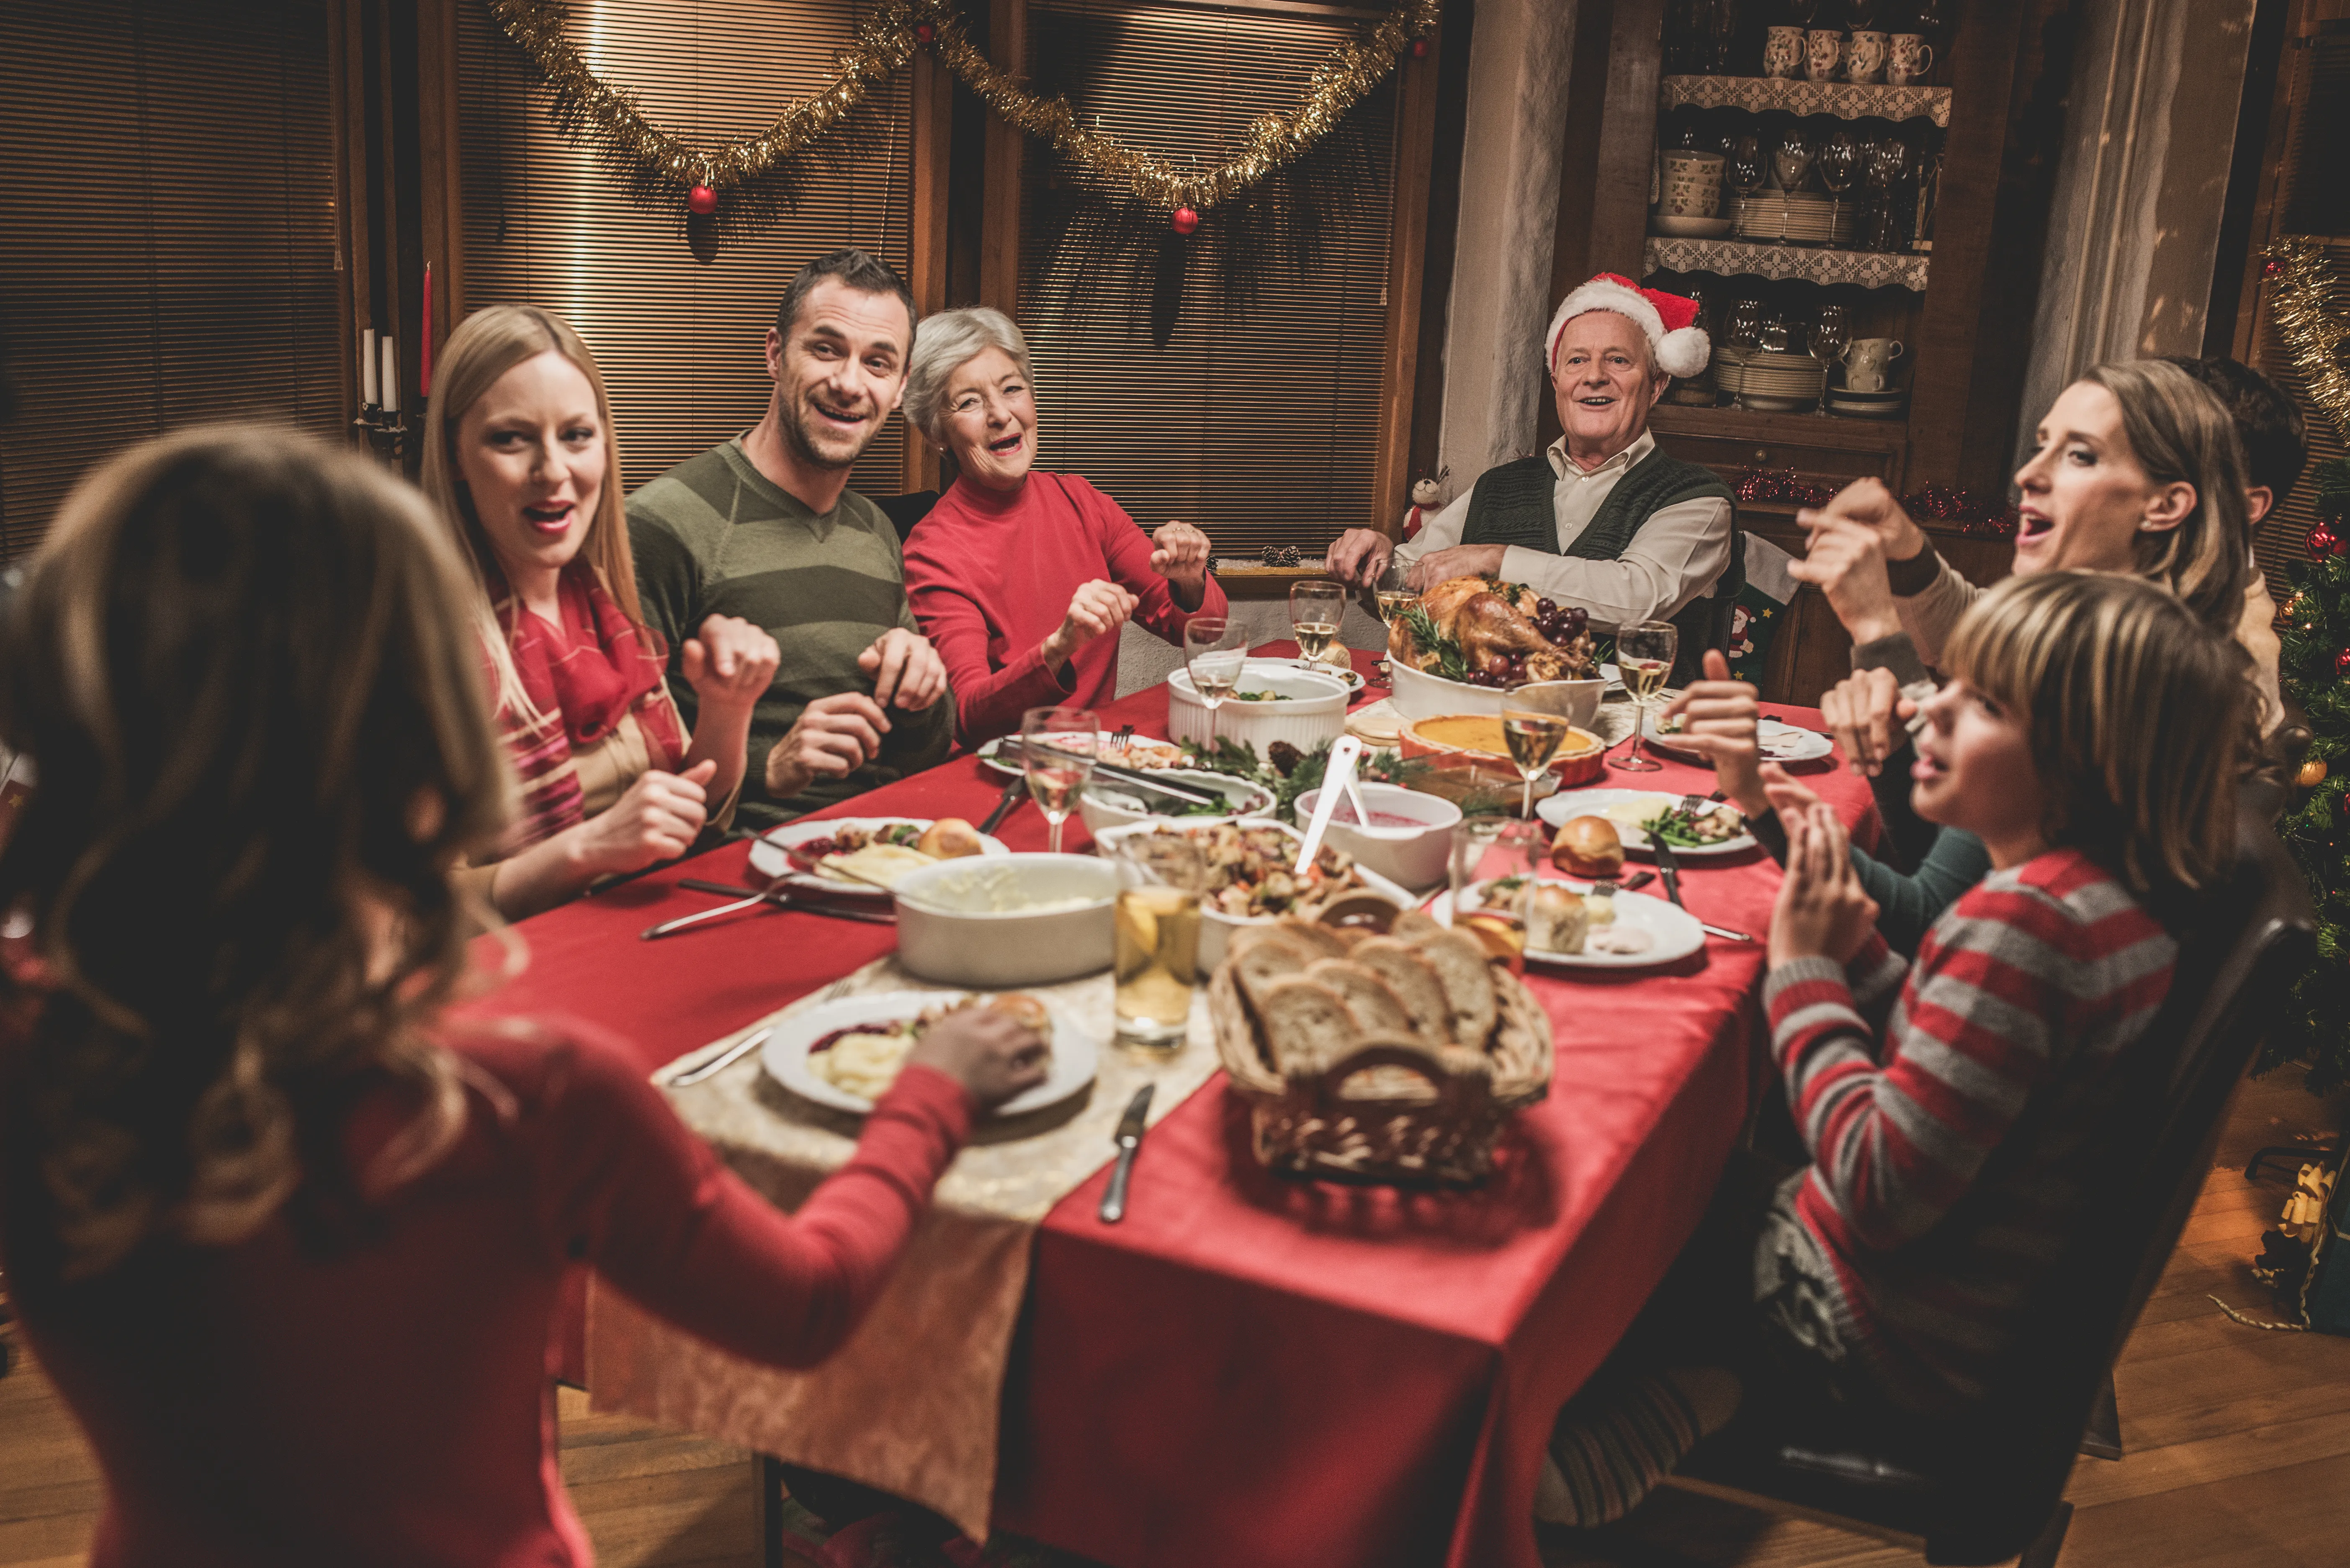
[
  {"left": 1888, "top": 33, "right": 1934, "bottom": 84},
  {"left": 1805, "top": 28, "right": 1844, "bottom": 82},
  {"left": 1763, "top": 26, "right": 1804, "bottom": 79},
  {"left": 1845, "top": 29, "right": 1889, "bottom": 83},
  {"left": 1841, "top": 337, "right": 1905, "bottom": 392}
]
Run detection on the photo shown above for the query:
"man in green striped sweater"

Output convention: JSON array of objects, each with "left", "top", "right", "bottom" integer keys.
[{"left": 628, "top": 249, "right": 953, "bottom": 833}]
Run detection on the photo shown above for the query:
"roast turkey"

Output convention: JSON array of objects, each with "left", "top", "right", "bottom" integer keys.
[{"left": 1390, "top": 574, "right": 1596, "bottom": 683}]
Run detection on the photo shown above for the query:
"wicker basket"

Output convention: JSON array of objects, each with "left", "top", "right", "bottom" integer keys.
[{"left": 1209, "top": 953, "right": 1553, "bottom": 1185}]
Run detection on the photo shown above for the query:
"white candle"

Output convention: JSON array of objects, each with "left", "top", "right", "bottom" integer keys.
[
  {"left": 381, "top": 337, "right": 400, "bottom": 414},
  {"left": 361, "top": 327, "right": 378, "bottom": 406}
]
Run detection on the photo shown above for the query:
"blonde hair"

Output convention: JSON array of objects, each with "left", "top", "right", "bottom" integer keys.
[
  {"left": 0, "top": 426, "right": 512, "bottom": 1276},
  {"left": 1942, "top": 571, "right": 2250, "bottom": 905},
  {"left": 419, "top": 304, "right": 643, "bottom": 722},
  {"left": 2076, "top": 360, "right": 2254, "bottom": 635}
]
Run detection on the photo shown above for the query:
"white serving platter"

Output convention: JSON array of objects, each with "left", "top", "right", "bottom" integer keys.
[{"left": 749, "top": 817, "right": 1012, "bottom": 897}]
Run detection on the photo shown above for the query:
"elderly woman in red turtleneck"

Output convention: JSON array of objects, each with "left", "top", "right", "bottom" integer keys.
[{"left": 900, "top": 308, "right": 1228, "bottom": 743}]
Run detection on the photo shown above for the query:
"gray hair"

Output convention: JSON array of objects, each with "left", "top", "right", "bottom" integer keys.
[{"left": 905, "top": 307, "right": 1035, "bottom": 443}]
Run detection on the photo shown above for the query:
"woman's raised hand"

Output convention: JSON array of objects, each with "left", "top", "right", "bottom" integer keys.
[
  {"left": 1655, "top": 648, "right": 1766, "bottom": 815},
  {"left": 575, "top": 759, "right": 718, "bottom": 876},
  {"left": 907, "top": 1005, "right": 1052, "bottom": 1108},
  {"left": 1818, "top": 666, "right": 1908, "bottom": 777},
  {"left": 681, "top": 614, "right": 780, "bottom": 714},
  {"left": 1768, "top": 802, "right": 1879, "bottom": 966},
  {"left": 1149, "top": 520, "right": 1212, "bottom": 592},
  {"left": 1041, "top": 579, "right": 1138, "bottom": 670}
]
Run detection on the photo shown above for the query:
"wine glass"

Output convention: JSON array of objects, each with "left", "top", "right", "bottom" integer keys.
[
  {"left": 1021, "top": 706, "right": 1099, "bottom": 854},
  {"left": 1502, "top": 682, "right": 1581, "bottom": 820},
  {"left": 1817, "top": 129, "right": 1860, "bottom": 246},
  {"left": 1705, "top": 0, "right": 1741, "bottom": 74},
  {"left": 1726, "top": 132, "right": 1766, "bottom": 224},
  {"left": 1771, "top": 126, "right": 1813, "bottom": 246},
  {"left": 1182, "top": 616, "right": 1248, "bottom": 753},
  {"left": 1845, "top": 0, "right": 1880, "bottom": 27},
  {"left": 1288, "top": 579, "right": 1348, "bottom": 675},
  {"left": 1371, "top": 558, "right": 1415, "bottom": 681},
  {"left": 1611, "top": 622, "right": 1679, "bottom": 773},
  {"left": 1811, "top": 303, "right": 1851, "bottom": 414},
  {"left": 1722, "top": 296, "right": 1764, "bottom": 409}
]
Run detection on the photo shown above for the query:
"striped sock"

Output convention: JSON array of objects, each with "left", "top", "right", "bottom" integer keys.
[{"left": 1535, "top": 1369, "right": 1730, "bottom": 1527}]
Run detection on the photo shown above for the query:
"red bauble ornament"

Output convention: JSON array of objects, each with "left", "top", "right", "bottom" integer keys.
[
  {"left": 2336, "top": 648, "right": 2350, "bottom": 678},
  {"left": 2310, "top": 525, "right": 2340, "bottom": 560},
  {"left": 687, "top": 184, "right": 718, "bottom": 216},
  {"left": 1171, "top": 206, "right": 1200, "bottom": 235},
  {"left": 915, "top": 22, "right": 934, "bottom": 42},
  {"left": 2266, "top": 257, "right": 2286, "bottom": 279},
  {"left": 1411, "top": 38, "right": 1430, "bottom": 57}
]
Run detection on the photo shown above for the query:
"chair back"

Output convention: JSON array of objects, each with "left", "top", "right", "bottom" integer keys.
[{"left": 1933, "top": 810, "right": 2315, "bottom": 1560}]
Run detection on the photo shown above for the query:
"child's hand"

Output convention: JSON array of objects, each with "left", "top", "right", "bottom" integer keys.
[
  {"left": 1769, "top": 803, "right": 1880, "bottom": 967},
  {"left": 1760, "top": 761, "right": 1826, "bottom": 844},
  {"left": 1656, "top": 649, "right": 1764, "bottom": 815}
]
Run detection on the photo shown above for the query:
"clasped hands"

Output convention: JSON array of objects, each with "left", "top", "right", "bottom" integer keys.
[{"left": 764, "top": 627, "right": 948, "bottom": 799}]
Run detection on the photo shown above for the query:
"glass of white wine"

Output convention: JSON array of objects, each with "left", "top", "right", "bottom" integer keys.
[
  {"left": 1611, "top": 621, "right": 1679, "bottom": 773},
  {"left": 1182, "top": 617, "right": 1247, "bottom": 752},
  {"left": 1288, "top": 579, "right": 1347, "bottom": 674},
  {"left": 1501, "top": 683, "right": 1578, "bottom": 819},
  {"left": 1371, "top": 559, "right": 1415, "bottom": 681},
  {"left": 1020, "top": 705, "right": 1099, "bottom": 853}
]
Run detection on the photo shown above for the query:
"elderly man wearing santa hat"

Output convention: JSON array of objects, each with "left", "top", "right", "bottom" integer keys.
[{"left": 1329, "top": 273, "right": 1737, "bottom": 671}]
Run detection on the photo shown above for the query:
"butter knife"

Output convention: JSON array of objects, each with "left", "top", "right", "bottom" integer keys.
[
  {"left": 1098, "top": 1084, "right": 1155, "bottom": 1224},
  {"left": 978, "top": 772, "right": 1028, "bottom": 834},
  {"left": 1649, "top": 831, "right": 1686, "bottom": 910}
]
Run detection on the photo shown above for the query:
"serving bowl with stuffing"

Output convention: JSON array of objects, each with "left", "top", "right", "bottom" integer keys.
[
  {"left": 1091, "top": 819, "right": 1413, "bottom": 970},
  {"left": 1207, "top": 906, "right": 1552, "bottom": 1184}
]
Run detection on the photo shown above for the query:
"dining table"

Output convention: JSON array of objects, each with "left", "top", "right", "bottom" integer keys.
[{"left": 462, "top": 643, "right": 1881, "bottom": 1568}]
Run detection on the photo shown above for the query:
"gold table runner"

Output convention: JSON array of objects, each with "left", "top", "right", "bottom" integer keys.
[{"left": 587, "top": 955, "right": 1224, "bottom": 1542}]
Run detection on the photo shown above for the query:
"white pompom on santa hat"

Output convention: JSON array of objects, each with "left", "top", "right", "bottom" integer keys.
[{"left": 1544, "top": 272, "right": 1710, "bottom": 381}]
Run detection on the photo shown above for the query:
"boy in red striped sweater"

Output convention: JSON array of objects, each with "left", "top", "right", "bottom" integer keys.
[{"left": 1542, "top": 570, "right": 2255, "bottom": 1526}]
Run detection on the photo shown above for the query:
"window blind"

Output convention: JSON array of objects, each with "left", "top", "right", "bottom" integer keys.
[
  {"left": 456, "top": 0, "right": 916, "bottom": 500},
  {"left": 1015, "top": 0, "right": 1396, "bottom": 559},
  {"left": 0, "top": 0, "right": 344, "bottom": 562}
]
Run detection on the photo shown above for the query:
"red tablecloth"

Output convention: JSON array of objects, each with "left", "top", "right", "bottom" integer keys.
[{"left": 468, "top": 648, "right": 1878, "bottom": 1568}]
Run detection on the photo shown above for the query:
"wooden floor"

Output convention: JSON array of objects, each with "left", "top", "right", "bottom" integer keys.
[{"left": 4, "top": 1067, "right": 2347, "bottom": 1568}]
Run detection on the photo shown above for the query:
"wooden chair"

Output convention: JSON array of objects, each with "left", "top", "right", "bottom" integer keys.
[{"left": 1667, "top": 811, "right": 2317, "bottom": 1566}]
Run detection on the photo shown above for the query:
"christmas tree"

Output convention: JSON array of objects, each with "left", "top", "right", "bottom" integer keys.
[{"left": 2260, "top": 240, "right": 2350, "bottom": 1092}]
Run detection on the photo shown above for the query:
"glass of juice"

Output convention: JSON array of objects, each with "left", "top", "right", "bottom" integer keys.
[{"left": 1111, "top": 834, "right": 1206, "bottom": 1051}]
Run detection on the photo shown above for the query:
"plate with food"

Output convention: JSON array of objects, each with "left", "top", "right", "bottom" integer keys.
[
  {"left": 1458, "top": 877, "right": 1707, "bottom": 969},
  {"left": 749, "top": 816, "right": 1009, "bottom": 895},
  {"left": 1536, "top": 789, "right": 1757, "bottom": 857},
  {"left": 975, "top": 731, "right": 1189, "bottom": 778},
  {"left": 763, "top": 990, "right": 1097, "bottom": 1118},
  {"left": 1643, "top": 711, "right": 1835, "bottom": 765}
]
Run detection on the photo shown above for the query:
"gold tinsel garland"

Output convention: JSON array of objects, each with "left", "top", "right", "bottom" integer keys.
[
  {"left": 2266, "top": 236, "right": 2350, "bottom": 447},
  {"left": 486, "top": 0, "right": 1441, "bottom": 219}
]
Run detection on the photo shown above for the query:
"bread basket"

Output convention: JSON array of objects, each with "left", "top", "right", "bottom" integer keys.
[{"left": 1208, "top": 924, "right": 1553, "bottom": 1185}]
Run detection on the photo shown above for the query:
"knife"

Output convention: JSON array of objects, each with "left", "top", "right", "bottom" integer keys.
[
  {"left": 1649, "top": 831, "right": 1686, "bottom": 910},
  {"left": 1098, "top": 1084, "right": 1155, "bottom": 1224},
  {"left": 978, "top": 771, "right": 1028, "bottom": 834}
]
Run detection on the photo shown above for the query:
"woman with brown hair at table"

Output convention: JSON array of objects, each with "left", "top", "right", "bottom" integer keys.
[
  {"left": 900, "top": 307, "right": 1227, "bottom": 744},
  {"left": 421, "top": 303, "right": 782, "bottom": 920},
  {"left": 0, "top": 426, "right": 1045, "bottom": 1568}
]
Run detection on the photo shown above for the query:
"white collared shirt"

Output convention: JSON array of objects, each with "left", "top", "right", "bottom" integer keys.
[{"left": 1395, "top": 429, "right": 1734, "bottom": 633}]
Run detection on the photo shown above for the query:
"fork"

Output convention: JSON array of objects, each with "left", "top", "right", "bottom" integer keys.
[{"left": 1112, "top": 723, "right": 1136, "bottom": 748}]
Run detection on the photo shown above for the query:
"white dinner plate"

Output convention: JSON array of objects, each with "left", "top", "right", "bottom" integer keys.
[
  {"left": 749, "top": 817, "right": 1012, "bottom": 896},
  {"left": 762, "top": 990, "right": 1098, "bottom": 1118},
  {"left": 1456, "top": 877, "right": 1707, "bottom": 969},
  {"left": 1535, "top": 788, "right": 1759, "bottom": 857},
  {"left": 974, "top": 731, "right": 1191, "bottom": 779},
  {"left": 1642, "top": 712, "right": 1836, "bottom": 765}
]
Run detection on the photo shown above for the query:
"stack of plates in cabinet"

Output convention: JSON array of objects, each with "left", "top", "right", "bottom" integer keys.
[
  {"left": 1712, "top": 349, "right": 1828, "bottom": 413},
  {"left": 1825, "top": 385, "right": 1908, "bottom": 419},
  {"left": 1731, "top": 192, "right": 1858, "bottom": 246}
]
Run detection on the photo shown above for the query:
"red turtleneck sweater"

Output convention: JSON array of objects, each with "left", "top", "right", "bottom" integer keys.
[{"left": 902, "top": 472, "right": 1227, "bottom": 743}]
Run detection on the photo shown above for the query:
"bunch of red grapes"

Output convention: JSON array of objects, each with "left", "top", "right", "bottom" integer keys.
[{"left": 1462, "top": 599, "right": 1588, "bottom": 688}]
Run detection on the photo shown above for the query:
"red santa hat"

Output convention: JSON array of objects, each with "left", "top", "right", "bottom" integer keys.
[{"left": 1544, "top": 272, "right": 1710, "bottom": 380}]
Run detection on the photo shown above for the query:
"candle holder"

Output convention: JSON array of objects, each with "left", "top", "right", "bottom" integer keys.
[{"left": 352, "top": 401, "right": 420, "bottom": 467}]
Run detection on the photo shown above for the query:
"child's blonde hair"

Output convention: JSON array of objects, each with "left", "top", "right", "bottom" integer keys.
[{"left": 1942, "top": 570, "right": 2250, "bottom": 902}]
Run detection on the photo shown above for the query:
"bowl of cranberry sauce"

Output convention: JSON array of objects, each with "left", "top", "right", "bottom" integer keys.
[{"left": 1290, "top": 782, "right": 1463, "bottom": 892}]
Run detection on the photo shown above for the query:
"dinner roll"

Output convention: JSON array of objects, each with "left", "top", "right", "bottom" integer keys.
[
  {"left": 918, "top": 817, "right": 986, "bottom": 859},
  {"left": 1552, "top": 815, "right": 1624, "bottom": 878}
]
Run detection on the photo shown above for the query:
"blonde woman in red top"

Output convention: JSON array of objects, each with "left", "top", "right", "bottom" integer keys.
[
  {"left": 0, "top": 427, "right": 1046, "bottom": 1568},
  {"left": 900, "top": 307, "right": 1228, "bottom": 743}
]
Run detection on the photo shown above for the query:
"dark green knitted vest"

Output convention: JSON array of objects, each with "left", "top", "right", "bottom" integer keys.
[{"left": 1461, "top": 447, "right": 1739, "bottom": 681}]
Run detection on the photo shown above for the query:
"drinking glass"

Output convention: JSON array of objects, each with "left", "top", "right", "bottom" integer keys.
[
  {"left": 1502, "top": 682, "right": 1581, "bottom": 820},
  {"left": 1705, "top": 0, "right": 1740, "bottom": 73},
  {"left": 1845, "top": 0, "right": 1880, "bottom": 27},
  {"left": 1447, "top": 814, "right": 1509, "bottom": 925},
  {"left": 1811, "top": 304, "right": 1851, "bottom": 414},
  {"left": 1722, "top": 296, "right": 1765, "bottom": 409},
  {"left": 1726, "top": 133, "right": 1766, "bottom": 207},
  {"left": 1817, "top": 129, "right": 1860, "bottom": 244},
  {"left": 1611, "top": 622, "right": 1679, "bottom": 773},
  {"left": 1771, "top": 126, "right": 1813, "bottom": 247},
  {"left": 1288, "top": 578, "right": 1348, "bottom": 673},
  {"left": 1371, "top": 558, "right": 1415, "bottom": 681},
  {"left": 1021, "top": 706, "right": 1099, "bottom": 853},
  {"left": 1182, "top": 617, "right": 1248, "bottom": 753},
  {"left": 1111, "top": 833, "right": 1205, "bottom": 1051}
]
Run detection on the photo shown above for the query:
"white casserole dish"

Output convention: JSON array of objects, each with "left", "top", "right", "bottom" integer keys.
[
  {"left": 1076, "top": 769, "right": 1277, "bottom": 838},
  {"left": 890, "top": 853, "right": 1117, "bottom": 987},
  {"left": 1388, "top": 661, "right": 1605, "bottom": 728},
  {"left": 1166, "top": 661, "right": 1348, "bottom": 753}
]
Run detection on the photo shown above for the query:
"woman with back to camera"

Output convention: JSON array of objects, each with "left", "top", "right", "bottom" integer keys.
[
  {"left": 0, "top": 427, "right": 1045, "bottom": 1568},
  {"left": 421, "top": 303, "right": 782, "bottom": 920}
]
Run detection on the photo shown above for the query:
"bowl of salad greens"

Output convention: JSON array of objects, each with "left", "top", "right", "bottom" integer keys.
[{"left": 1076, "top": 766, "right": 1278, "bottom": 837}]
